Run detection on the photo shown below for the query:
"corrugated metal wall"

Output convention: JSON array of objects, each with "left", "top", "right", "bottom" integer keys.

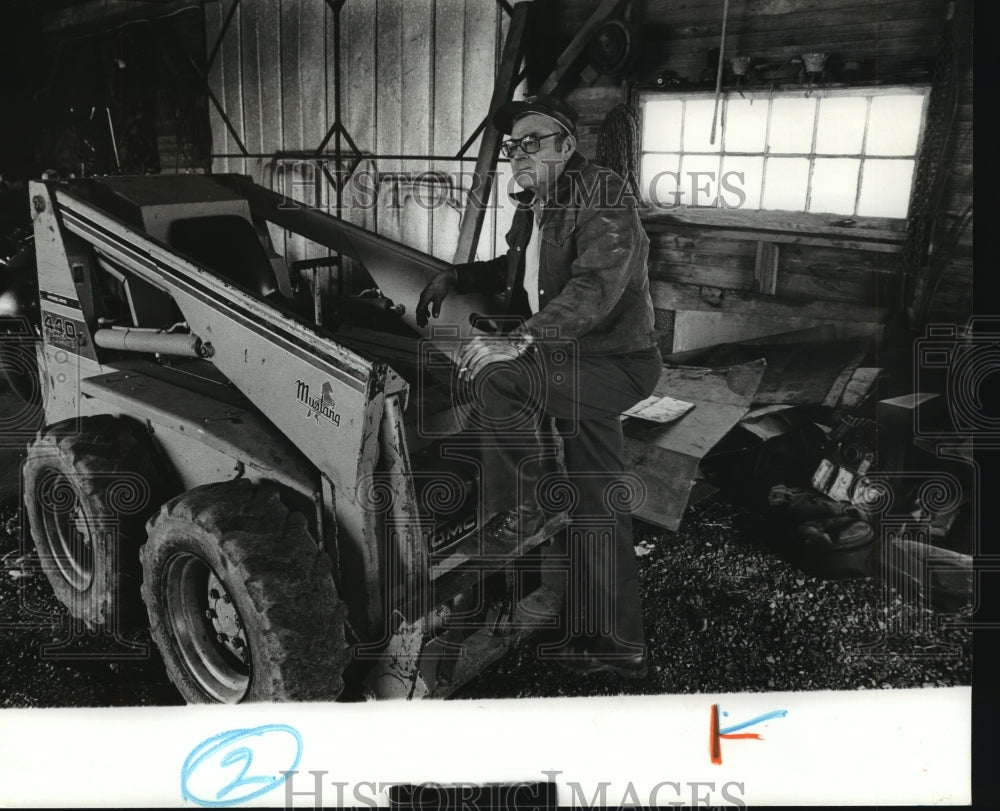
[{"left": 204, "top": 0, "right": 523, "bottom": 265}]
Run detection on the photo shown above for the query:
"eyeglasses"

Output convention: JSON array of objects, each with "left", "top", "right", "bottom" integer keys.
[{"left": 499, "top": 132, "right": 561, "bottom": 158}]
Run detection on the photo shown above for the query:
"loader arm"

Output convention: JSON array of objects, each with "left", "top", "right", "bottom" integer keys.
[{"left": 213, "top": 175, "right": 496, "bottom": 346}]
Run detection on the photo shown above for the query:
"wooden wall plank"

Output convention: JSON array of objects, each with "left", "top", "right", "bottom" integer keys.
[
  {"left": 374, "top": 0, "right": 404, "bottom": 242},
  {"left": 221, "top": 0, "right": 246, "bottom": 175},
  {"left": 400, "top": 0, "right": 434, "bottom": 255},
  {"left": 280, "top": 0, "right": 302, "bottom": 151},
  {"left": 258, "top": 0, "right": 283, "bottom": 158},
  {"left": 463, "top": 0, "right": 498, "bottom": 261},
  {"left": 300, "top": 0, "right": 329, "bottom": 259},
  {"left": 298, "top": 0, "right": 329, "bottom": 151},
  {"left": 280, "top": 0, "right": 306, "bottom": 263},
  {"left": 641, "top": 0, "right": 945, "bottom": 37},
  {"left": 651, "top": 279, "right": 886, "bottom": 323},
  {"left": 256, "top": 0, "right": 283, "bottom": 259},
  {"left": 649, "top": 260, "right": 755, "bottom": 291},
  {"left": 560, "top": 0, "right": 945, "bottom": 29},
  {"left": 651, "top": 248, "right": 758, "bottom": 270},
  {"left": 432, "top": 0, "right": 466, "bottom": 159},
  {"left": 431, "top": 0, "right": 467, "bottom": 262},
  {"left": 342, "top": 0, "right": 377, "bottom": 230},
  {"left": 205, "top": 1, "right": 229, "bottom": 173},
  {"left": 239, "top": 0, "right": 264, "bottom": 179},
  {"left": 649, "top": 233, "right": 759, "bottom": 257}
]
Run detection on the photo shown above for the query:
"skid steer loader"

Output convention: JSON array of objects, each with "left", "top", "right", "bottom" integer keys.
[{"left": 7, "top": 173, "right": 570, "bottom": 702}]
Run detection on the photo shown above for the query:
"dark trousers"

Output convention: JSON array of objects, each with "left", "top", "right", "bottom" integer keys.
[{"left": 472, "top": 344, "right": 662, "bottom": 654}]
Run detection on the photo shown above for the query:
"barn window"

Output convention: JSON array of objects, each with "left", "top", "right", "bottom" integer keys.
[{"left": 639, "top": 87, "right": 929, "bottom": 220}]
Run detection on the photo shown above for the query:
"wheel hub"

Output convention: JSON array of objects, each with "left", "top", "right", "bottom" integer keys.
[
  {"left": 205, "top": 574, "right": 249, "bottom": 664},
  {"left": 163, "top": 551, "right": 250, "bottom": 702},
  {"left": 39, "top": 470, "right": 94, "bottom": 591}
]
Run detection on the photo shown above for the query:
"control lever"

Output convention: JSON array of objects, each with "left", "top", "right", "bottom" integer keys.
[
  {"left": 469, "top": 312, "right": 498, "bottom": 334},
  {"left": 468, "top": 313, "right": 527, "bottom": 335}
]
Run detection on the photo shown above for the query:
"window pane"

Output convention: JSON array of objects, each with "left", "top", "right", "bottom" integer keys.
[
  {"left": 680, "top": 154, "right": 722, "bottom": 207},
  {"left": 856, "top": 159, "right": 915, "bottom": 218},
  {"left": 762, "top": 157, "right": 809, "bottom": 210},
  {"left": 642, "top": 99, "right": 682, "bottom": 151},
  {"left": 866, "top": 95, "right": 924, "bottom": 155},
  {"left": 723, "top": 98, "right": 768, "bottom": 153},
  {"left": 683, "top": 99, "right": 723, "bottom": 153},
  {"left": 767, "top": 97, "right": 816, "bottom": 154},
  {"left": 815, "top": 97, "right": 867, "bottom": 154},
  {"left": 721, "top": 155, "right": 763, "bottom": 209},
  {"left": 808, "top": 158, "right": 861, "bottom": 214},
  {"left": 641, "top": 153, "right": 681, "bottom": 208}
]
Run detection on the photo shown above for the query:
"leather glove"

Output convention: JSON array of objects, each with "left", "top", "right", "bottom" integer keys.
[{"left": 456, "top": 333, "right": 532, "bottom": 380}]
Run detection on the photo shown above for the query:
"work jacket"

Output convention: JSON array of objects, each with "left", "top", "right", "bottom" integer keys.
[{"left": 454, "top": 152, "right": 657, "bottom": 356}]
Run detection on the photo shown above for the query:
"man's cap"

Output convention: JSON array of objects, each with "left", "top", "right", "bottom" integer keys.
[{"left": 492, "top": 94, "right": 579, "bottom": 136}]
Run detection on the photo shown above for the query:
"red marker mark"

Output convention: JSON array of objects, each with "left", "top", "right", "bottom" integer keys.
[
  {"left": 710, "top": 704, "right": 787, "bottom": 765},
  {"left": 710, "top": 704, "right": 721, "bottom": 764}
]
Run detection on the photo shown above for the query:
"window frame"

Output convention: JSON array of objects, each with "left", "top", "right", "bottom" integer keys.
[{"left": 636, "top": 84, "right": 931, "bottom": 240}]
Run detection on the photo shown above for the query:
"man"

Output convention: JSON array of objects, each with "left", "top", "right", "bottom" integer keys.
[{"left": 416, "top": 95, "right": 661, "bottom": 678}]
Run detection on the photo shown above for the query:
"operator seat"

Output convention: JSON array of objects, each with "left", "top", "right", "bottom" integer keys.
[{"left": 166, "top": 215, "right": 280, "bottom": 299}]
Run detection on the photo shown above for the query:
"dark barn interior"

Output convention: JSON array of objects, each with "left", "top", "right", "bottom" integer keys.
[{"left": 0, "top": 0, "right": 981, "bottom": 737}]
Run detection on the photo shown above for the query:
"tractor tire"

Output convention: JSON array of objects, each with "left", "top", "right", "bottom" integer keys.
[
  {"left": 22, "top": 415, "right": 165, "bottom": 628},
  {"left": 140, "top": 479, "right": 350, "bottom": 703}
]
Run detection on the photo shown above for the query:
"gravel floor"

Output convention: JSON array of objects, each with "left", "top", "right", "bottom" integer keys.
[
  {"left": 457, "top": 501, "right": 972, "bottom": 699},
  {"left": 0, "top": 498, "right": 971, "bottom": 707}
]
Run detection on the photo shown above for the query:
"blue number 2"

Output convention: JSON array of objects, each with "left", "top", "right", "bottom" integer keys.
[
  {"left": 181, "top": 725, "right": 303, "bottom": 807},
  {"left": 215, "top": 746, "right": 273, "bottom": 800}
]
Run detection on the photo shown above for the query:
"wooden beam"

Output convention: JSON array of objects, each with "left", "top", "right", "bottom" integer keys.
[
  {"left": 41, "top": 0, "right": 198, "bottom": 33},
  {"left": 643, "top": 220, "right": 905, "bottom": 253},
  {"left": 452, "top": 1, "right": 529, "bottom": 265},
  {"left": 650, "top": 279, "right": 887, "bottom": 324}
]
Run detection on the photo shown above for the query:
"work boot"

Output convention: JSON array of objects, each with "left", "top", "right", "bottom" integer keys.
[
  {"left": 544, "top": 637, "right": 648, "bottom": 679},
  {"left": 486, "top": 504, "right": 568, "bottom": 549}
]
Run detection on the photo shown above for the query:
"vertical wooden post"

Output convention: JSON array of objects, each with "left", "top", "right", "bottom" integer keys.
[
  {"left": 754, "top": 241, "right": 780, "bottom": 295},
  {"left": 452, "top": 2, "right": 529, "bottom": 265}
]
